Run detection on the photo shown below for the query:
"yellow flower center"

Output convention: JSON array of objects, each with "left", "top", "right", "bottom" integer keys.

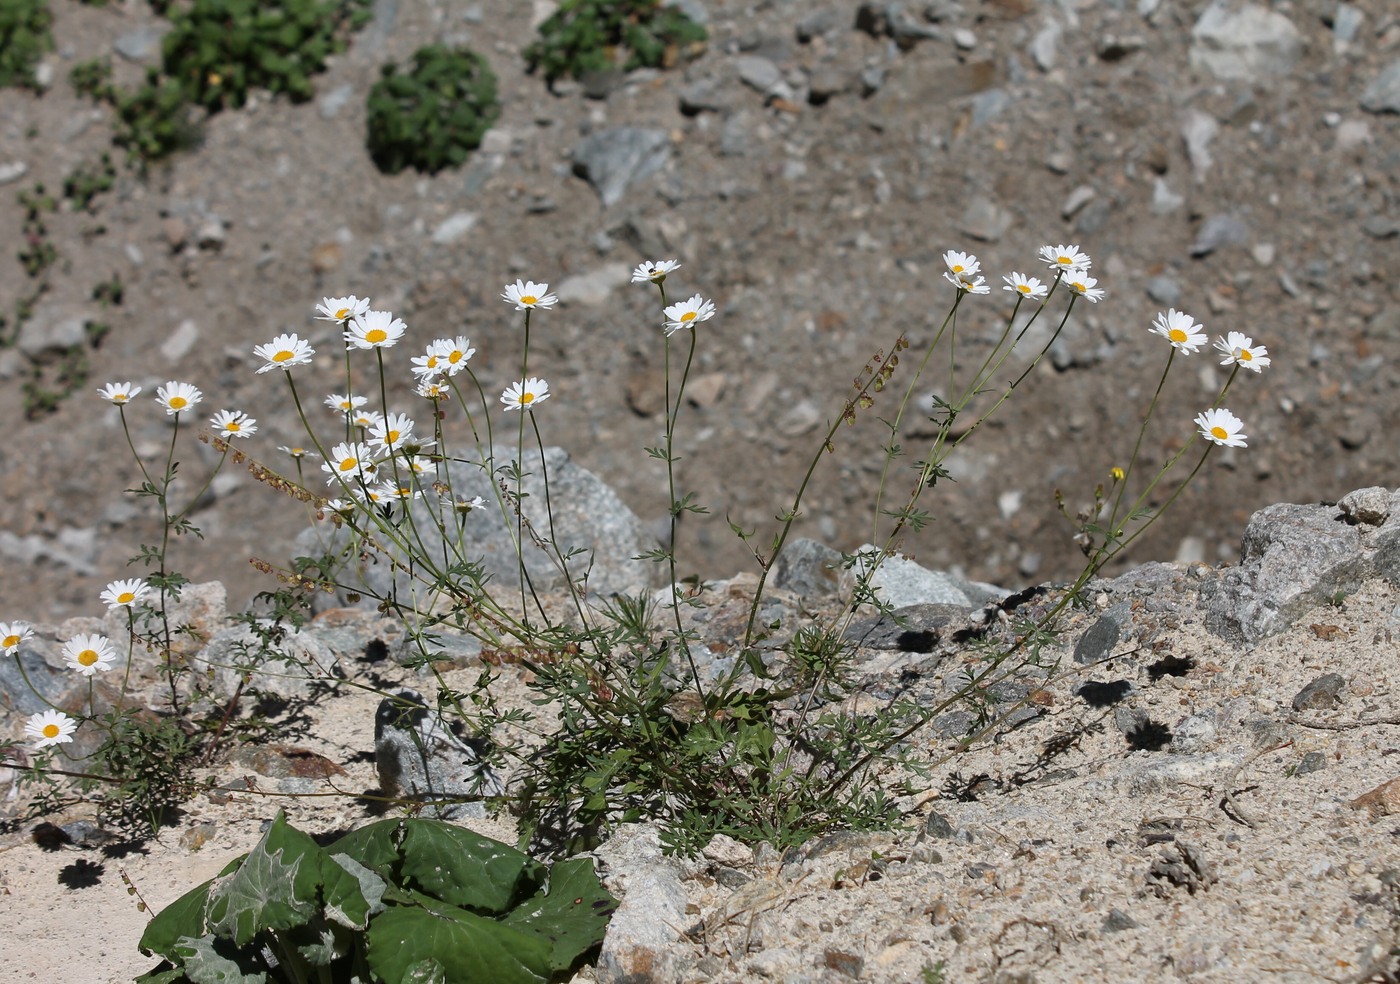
[
  {"left": 1169, "top": 329, "right": 1187, "bottom": 343},
  {"left": 78, "top": 649, "right": 99, "bottom": 667},
  {"left": 427, "top": 356, "right": 438, "bottom": 367},
  {"left": 521, "top": 295, "right": 538, "bottom": 305},
  {"left": 339, "top": 458, "right": 359, "bottom": 472},
  {"left": 289, "top": 448, "right": 304, "bottom": 456},
  {"left": 1211, "top": 426, "right": 1229, "bottom": 441},
  {"left": 521, "top": 392, "right": 535, "bottom": 404},
  {"left": 273, "top": 349, "right": 294, "bottom": 363},
  {"left": 365, "top": 329, "right": 388, "bottom": 344},
  {"left": 3, "top": 634, "right": 18, "bottom": 648},
  {"left": 1017, "top": 284, "right": 1031, "bottom": 294},
  {"left": 951, "top": 264, "right": 966, "bottom": 274},
  {"left": 1110, "top": 466, "right": 1125, "bottom": 481},
  {"left": 681, "top": 311, "right": 697, "bottom": 323},
  {"left": 1240, "top": 350, "right": 1253, "bottom": 362},
  {"left": 227, "top": 422, "right": 241, "bottom": 432},
  {"left": 385, "top": 430, "right": 400, "bottom": 444},
  {"left": 448, "top": 351, "right": 462, "bottom": 364},
  {"left": 1058, "top": 255, "right": 1072, "bottom": 266},
  {"left": 169, "top": 397, "right": 187, "bottom": 410},
  {"left": 117, "top": 592, "right": 136, "bottom": 604},
  {"left": 336, "top": 307, "right": 351, "bottom": 320},
  {"left": 113, "top": 393, "right": 128, "bottom": 402},
  {"left": 42, "top": 723, "right": 60, "bottom": 738}
]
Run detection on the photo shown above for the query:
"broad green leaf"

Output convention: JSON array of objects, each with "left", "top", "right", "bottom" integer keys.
[
  {"left": 205, "top": 812, "right": 323, "bottom": 946},
  {"left": 365, "top": 904, "right": 551, "bottom": 984},
  {"left": 169, "top": 935, "right": 267, "bottom": 984},
  {"left": 500, "top": 858, "right": 617, "bottom": 973},
  {"left": 140, "top": 874, "right": 221, "bottom": 959},
  {"left": 134, "top": 967, "right": 188, "bottom": 984},
  {"left": 398, "top": 820, "right": 545, "bottom": 914},
  {"left": 325, "top": 853, "right": 387, "bottom": 930},
  {"left": 327, "top": 816, "right": 406, "bottom": 875}
]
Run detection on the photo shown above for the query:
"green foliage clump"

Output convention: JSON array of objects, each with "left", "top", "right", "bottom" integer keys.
[
  {"left": 0, "top": 0, "right": 53, "bottom": 91},
  {"left": 162, "top": 0, "right": 371, "bottom": 111},
  {"left": 137, "top": 812, "right": 616, "bottom": 984},
  {"left": 112, "top": 69, "right": 203, "bottom": 164},
  {"left": 365, "top": 44, "right": 500, "bottom": 175},
  {"left": 525, "top": 0, "right": 707, "bottom": 85}
]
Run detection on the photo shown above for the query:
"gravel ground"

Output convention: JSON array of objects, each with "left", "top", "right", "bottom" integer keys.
[{"left": 0, "top": 0, "right": 1397, "bottom": 624}]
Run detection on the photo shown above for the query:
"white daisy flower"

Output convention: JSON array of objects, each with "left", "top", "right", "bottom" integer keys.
[
  {"left": 501, "top": 377, "right": 551, "bottom": 412},
  {"left": 1002, "top": 272, "right": 1048, "bottom": 299},
  {"left": 1150, "top": 309, "right": 1206, "bottom": 352},
  {"left": 323, "top": 498, "right": 354, "bottom": 516},
  {"left": 944, "top": 271, "right": 991, "bottom": 294},
  {"left": 1214, "top": 331, "right": 1270, "bottom": 373},
  {"left": 322, "top": 442, "right": 374, "bottom": 484},
  {"left": 662, "top": 294, "right": 716, "bottom": 336},
  {"left": 410, "top": 348, "right": 445, "bottom": 380},
  {"left": 1040, "top": 244, "right": 1092, "bottom": 273},
  {"left": 25, "top": 709, "right": 77, "bottom": 749},
  {"left": 156, "top": 381, "right": 203, "bottom": 416},
  {"left": 316, "top": 296, "right": 371, "bottom": 324},
  {"left": 97, "top": 382, "right": 142, "bottom": 404},
  {"left": 452, "top": 494, "right": 486, "bottom": 513},
  {"left": 63, "top": 634, "right": 117, "bottom": 676},
  {"left": 631, "top": 260, "right": 681, "bottom": 284},
  {"left": 416, "top": 378, "right": 450, "bottom": 401},
  {"left": 1063, "top": 272, "right": 1106, "bottom": 303},
  {"left": 253, "top": 332, "right": 314, "bottom": 373},
  {"left": 279, "top": 446, "right": 311, "bottom": 459},
  {"left": 325, "top": 393, "right": 368, "bottom": 415},
  {"left": 344, "top": 310, "right": 406, "bottom": 350},
  {"left": 369, "top": 412, "right": 416, "bottom": 453},
  {"left": 1195, "top": 407, "right": 1248, "bottom": 448},
  {"left": 942, "top": 250, "right": 981, "bottom": 279},
  {"left": 209, "top": 409, "right": 257, "bottom": 439},
  {"left": 373, "top": 481, "right": 419, "bottom": 502},
  {"left": 431, "top": 336, "right": 476, "bottom": 375},
  {"left": 402, "top": 455, "right": 433, "bottom": 475},
  {"left": 349, "top": 409, "right": 385, "bottom": 431},
  {"left": 501, "top": 280, "right": 558, "bottom": 310},
  {"left": 100, "top": 578, "right": 150, "bottom": 610},
  {"left": 1, "top": 622, "right": 33, "bottom": 655}
]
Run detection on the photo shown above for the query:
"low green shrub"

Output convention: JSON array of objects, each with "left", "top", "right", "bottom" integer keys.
[
  {"left": 162, "top": 0, "right": 371, "bottom": 111},
  {"left": 365, "top": 44, "right": 500, "bottom": 175},
  {"left": 0, "top": 0, "right": 52, "bottom": 91},
  {"left": 137, "top": 812, "right": 616, "bottom": 984},
  {"left": 525, "top": 0, "right": 707, "bottom": 85}
]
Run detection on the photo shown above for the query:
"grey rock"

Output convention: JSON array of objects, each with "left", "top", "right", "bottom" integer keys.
[
  {"left": 113, "top": 24, "right": 171, "bottom": 63},
  {"left": 557, "top": 262, "right": 632, "bottom": 305},
  {"left": 924, "top": 810, "right": 955, "bottom": 839},
  {"left": 665, "top": 0, "right": 707, "bottom": 26},
  {"left": 844, "top": 547, "right": 1004, "bottom": 609},
  {"left": 359, "top": 0, "right": 399, "bottom": 55},
  {"left": 1190, "top": 213, "right": 1250, "bottom": 257},
  {"left": 1170, "top": 713, "right": 1218, "bottom": 754},
  {"left": 796, "top": 9, "right": 840, "bottom": 42},
  {"left": 1189, "top": 3, "right": 1302, "bottom": 81},
  {"left": 735, "top": 54, "right": 783, "bottom": 95},
  {"left": 1097, "top": 34, "right": 1144, "bottom": 61},
  {"left": 1180, "top": 108, "right": 1217, "bottom": 178},
  {"left": 770, "top": 537, "right": 844, "bottom": 598},
  {"left": 1339, "top": 487, "right": 1392, "bottom": 526},
  {"left": 959, "top": 195, "right": 1012, "bottom": 242},
  {"left": 1360, "top": 60, "right": 1400, "bottom": 114},
  {"left": 374, "top": 688, "right": 503, "bottom": 819},
  {"left": 1294, "top": 751, "right": 1328, "bottom": 775},
  {"left": 678, "top": 77, "right": 728, "bottom": 114},
  {"left": 844, "top": 602, "right": 964, "bottom": 651},
  {"left": 1292, "top": 672, "right": 1346, "bottom": 711},
  {"left": 969, "top": 88, "right": 1011, "bottom": 127},
  {"left": 1361, "top": 215, "right": 1400, "bottom": 239},
  {"left": 161, "top": 318, "right": 200, "bottom": 363},
  {"left": 1074, "top": 605, "right": 1128, "bottom": 665},
  {"left": 1061, "top": 185, "right": 1095, "bottom": 219},
  {"left": 952, "top": 28, "right": 977, "bottom": 50},
  {"left": 17, "top": 304, "right": 92, "bottom": 357},
  {"left": 1102, "top": 908, "right": 1141, "bottom": 933},
  {"left": 306, "top": 446, "right": 661, "bottom": 603},
  {"left": 194, "top": 622, "right": 343, "bottom": 700},
  {"left": 1074, "top": 198, "right": 1112, "bottom": 236},
  {"left": 856, "top": 2, "right": 942, "bottom": 48},
  {"left": 1151, "top": 178, "right": 1184, "bottom": 215},
  {"left": 1149, "top": 840, "right": 1217, "bottom": 896},
  {"left": 1146, "top": 275, "right": 1182, "bottom": 307},
  {"left": 1030, "top": 21, "right": 1061, "bottom": 71},
  {"left": 430, "top": 212, "right": 477, "bottom": 245},
  {"left": 0, "top": 161, "right": 27, "bottom": 185},
  {"left": 572, "top": 127, "right": 672, "bottom": 208},
  {"left": 859, "top": 65, "right": 886, "bottom": 96},
  {"left": 0, "top": 632, "right": 68, "bottom": 715},
  {"left": 1331, "top": 3, "right": 1363, "bottom": 44},
  {"left": 1203, "top": 491, "right": 1400, "bottom": 642},
  {"left": 807, "top": 66, "right": 850, "bottom": 104},
  {"left": 318, "top": 82, "right": 355, "bottom": 120},
  {"left": 595, "top": 825, "right": 695, "bottom": 983}
]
